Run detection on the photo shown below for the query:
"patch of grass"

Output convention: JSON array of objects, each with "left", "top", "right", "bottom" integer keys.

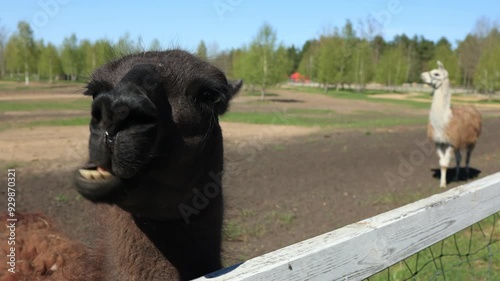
[
  {"left": 224, "top": 220, "right": 243, "bottom": 241},
  {"left": 243, "top": 91, "right": 279, "bottom": 97},
  {"left": 224, "top": 209, "right": 298, "bottom": 244},
  {"left": 336, "top": 92, "right": 430, "bottom": 109},
  {"left": 54, "top": 195, "right": 68, "bottom": 202},
  {"left": 0, "top": 80, "right": 84, "bottom": 91},
  {"left": 278, "top": 212, "right": 296, "bottom": 228},
  {"left": 363, "top": 191, "right": 429, "bottom": 207},
  {"left": 476, "top": 98, "right": 500, "bottom": 104},
  {"left": 413, "top": 93, "right": 433, "bottom": 99},
  {"left": 368, "top": 214, "right": 500, "bottom": 280},
  {"left": 402, "top": 92, "right": 500, "bottom": 104},
  {"left": 247, "top": 99, "right": 272, "bottom": 105},
  {"left": 290, "top": 86, "right": 431, "bottom": 109},
  {"left": 0, "top": 116, "right": 90, "bottom": 131},
  {"left": 221, "top": 111, "right": 427, "bottom": 129},
  {"left": 273, "top": 144, "right": 287, "bottom": 151},
  {"left": 27, "top": 117, "right": 90, "bottom": 127},
  {"left": 287, "top": 86, "right": 401, "bottom": 95},
  {"left": 240, "top": 209, "right": 256, "bottom": 218},
  {"left": 262, "top": 210, "right": 297, "bottom": 229},
  {"left": 366, "top": 193, "right": 402, "bottom": 206},
  {"left": 0, "top": 99, "right": 91, "bottom": 112},
  {"left": 2, "top": 162, "right": 25, "bottom": 169},
  {"left": 286, "top": 108, "right": 336, "bottom": 115}
]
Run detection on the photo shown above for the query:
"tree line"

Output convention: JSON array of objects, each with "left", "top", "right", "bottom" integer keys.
[
  {"left": 213, "top": 18, "right": 500, "bottom": 96},
  {"left": 0, "top": 18, "right": 499, "bottom": 95},
  {"left": 0, "top": 21, "right": 160, "bottom": 84}
]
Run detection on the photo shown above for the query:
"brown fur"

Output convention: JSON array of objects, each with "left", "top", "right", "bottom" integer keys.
[
  {"left": 427, "top": 105, "right": 482, "bottom": 149},
  {"left": 0, "top": 208, "right": 181, "bottom": 281},
  {"left": 0, "top": 213, "right": 87, "bottom": 281}
]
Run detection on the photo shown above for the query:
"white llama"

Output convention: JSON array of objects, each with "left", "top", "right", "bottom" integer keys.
[{"left": 421, "top": 61, "right": 482, "bottom": 188}]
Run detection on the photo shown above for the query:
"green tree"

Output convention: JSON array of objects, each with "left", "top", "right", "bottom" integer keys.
[
  {"left": 61, "top": 34, "right": 81, "bottom": 81},
  {"left": 196, "top": 40, "right": 208, "bottom": 60},
  {"left": 413, "top": 35, "right": 435, "bottom": 81},
  {"left": 297, "top": 40, "right": 319, "bottom": 81},
  {"left": 246, "top": 23, "right": 289, "bottom": 100},
  {"left": 286, "top": 45, "right": 300, "bottom": 75},
  {"left": 232, "top": 47, "right": 259, "bottom": 92},
  {"left": 457, "top": 34, "right": 481, "bottom": 88},
  {"left": 93, "top": 39, "right": 114, "bottom": 68},
  {"left": 38, "top": 42, "right": 62, "bottom": 82},
  {"left": 149, "top": 38, "right": 162, "bottom": 51},
  {"left": 231, "top": 48, "right": 246, "bottom": 82},
  {"left": 339, "top": 20, "right": 356, "bottom": 88},
  {"left": 474, "top": 29, "right": 500, "bottom": 93},
  {"left": 371, "top": 35, "right": 386, "bottom": 65},
  {"left": 403, "top": 35, "right": 419, "bottom": 83},
  {"left": 317, "top": 35, "right": 343, "bottom": 91},
  {"left": 0, "top": 22, "right": 6, "bottom": 78},
  {"left": 115, "top": 33, "right": 142, "bottom": 56},
  {"left": 6, "top": 21, "right": 37, "bottom": 84},
  {"left": 33, "top": 39, "right": 44, "bottom": 80},
  {"left": 352, "top": 39, "right": 373, "bottom": 90},
  {"left": 80, "top": 39, "right": 95, "bottom": 77},
  {"left": 253, "top": 23, "right": 276, "bottom": 100},
  {"left": 316, "top": 21, "right": 358, "bottom": 91},
  {"left": 375, "top": 44, "right": 409, "bottom": 86},
  {"left": 432, "top": 37, "right": 461, "bottom": 85},
  {"left": 274, "top": 45, "right": 292, "bottom": 83},
  {"left": 212, "top": 50, "right": 232, "bottom": 76},
  {"left": 79, "top": 39, "right": 114, "bottom": 77},
  {"left": 5, "top": 37, "right": 20, "bottom": 76}
]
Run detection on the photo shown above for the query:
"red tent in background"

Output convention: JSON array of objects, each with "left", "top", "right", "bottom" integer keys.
[{"left": 290, "top": 72, "right": 309, "bottom": 83}]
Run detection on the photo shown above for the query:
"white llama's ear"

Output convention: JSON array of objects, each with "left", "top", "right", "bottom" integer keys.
[{"left": 437, "top": 61, "right": 445, "bottom": 70}]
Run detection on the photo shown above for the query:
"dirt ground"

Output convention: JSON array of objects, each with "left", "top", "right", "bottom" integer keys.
[{"left": 1, "top": 86, "right": 499, "bottom": 268}]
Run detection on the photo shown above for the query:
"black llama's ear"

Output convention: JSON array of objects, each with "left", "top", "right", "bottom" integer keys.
[
  {"left": 84, "top": 80, "right": 113, "bottom": 97},
  {"left": 189, "top": 78, "right": 243, "bottom": 115},
  {"left": 228, "top": 79, "right": 243, "bottom": 97}
]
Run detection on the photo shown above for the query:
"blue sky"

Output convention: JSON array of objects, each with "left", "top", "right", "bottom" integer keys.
[{"left": 1, "top": 1, "right": 499, "bottom": 51}]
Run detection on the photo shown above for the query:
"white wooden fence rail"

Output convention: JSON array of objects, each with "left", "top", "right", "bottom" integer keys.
[{"left": 194, "top": 172, "right": 500, "bottom": 281}]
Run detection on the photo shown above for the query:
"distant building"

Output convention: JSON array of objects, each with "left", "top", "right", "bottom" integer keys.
[{"left": 290, "top": 72, "right": 310, "bottom": 83}]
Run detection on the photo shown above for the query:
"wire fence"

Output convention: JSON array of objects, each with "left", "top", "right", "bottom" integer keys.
[{"left": 366, "top": 212, "right": 500, "bottom": 281}]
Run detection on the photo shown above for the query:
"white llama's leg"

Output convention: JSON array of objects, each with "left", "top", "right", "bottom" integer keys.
[
  {"left": 436, "top": 144, "right": 445, "bottom": 186},
  {"left": 438, "top": 144, "right": 454, "bottom": 188},
  {"left": 454, "top": 149, "right": 461, "bottom": 181}
]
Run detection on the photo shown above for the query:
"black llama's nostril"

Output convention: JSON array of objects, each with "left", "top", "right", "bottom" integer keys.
[{"left": 105, "top": 131, "right": 115, "bottom": 152}]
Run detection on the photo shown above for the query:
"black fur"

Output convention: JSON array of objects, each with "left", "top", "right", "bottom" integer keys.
[{"left": 74, "top": 50, "right": 241, "bottom": 280}]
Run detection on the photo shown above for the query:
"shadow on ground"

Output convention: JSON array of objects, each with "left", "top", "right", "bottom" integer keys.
[
  {"left": 268, "top": 98, "right": 304, "bottom": 103},
  {"left": 431, "top": 167, "right": 481, "bottom": 183}
]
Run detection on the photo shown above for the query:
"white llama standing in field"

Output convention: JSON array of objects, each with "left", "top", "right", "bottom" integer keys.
[{"left": 421, "top": 61, "right": 482, "bottom": 188}]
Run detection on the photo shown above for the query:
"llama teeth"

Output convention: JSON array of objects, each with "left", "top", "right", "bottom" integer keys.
[
  {"left": 99, "top": 170, "right": 112, "bottom": 179},
  {"left": 89, "top": 170, "right": 103, "bottom": 180},
  {"left": 79, "top": 169, "right": 93, "bottom": 180},
  {"left": 79, "top": 169, "right": 108, "bottom": 180}
]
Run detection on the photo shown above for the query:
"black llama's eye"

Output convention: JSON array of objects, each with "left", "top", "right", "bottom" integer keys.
[{"left": 433, "top": 73, "right": 440, "bottom": 76}]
